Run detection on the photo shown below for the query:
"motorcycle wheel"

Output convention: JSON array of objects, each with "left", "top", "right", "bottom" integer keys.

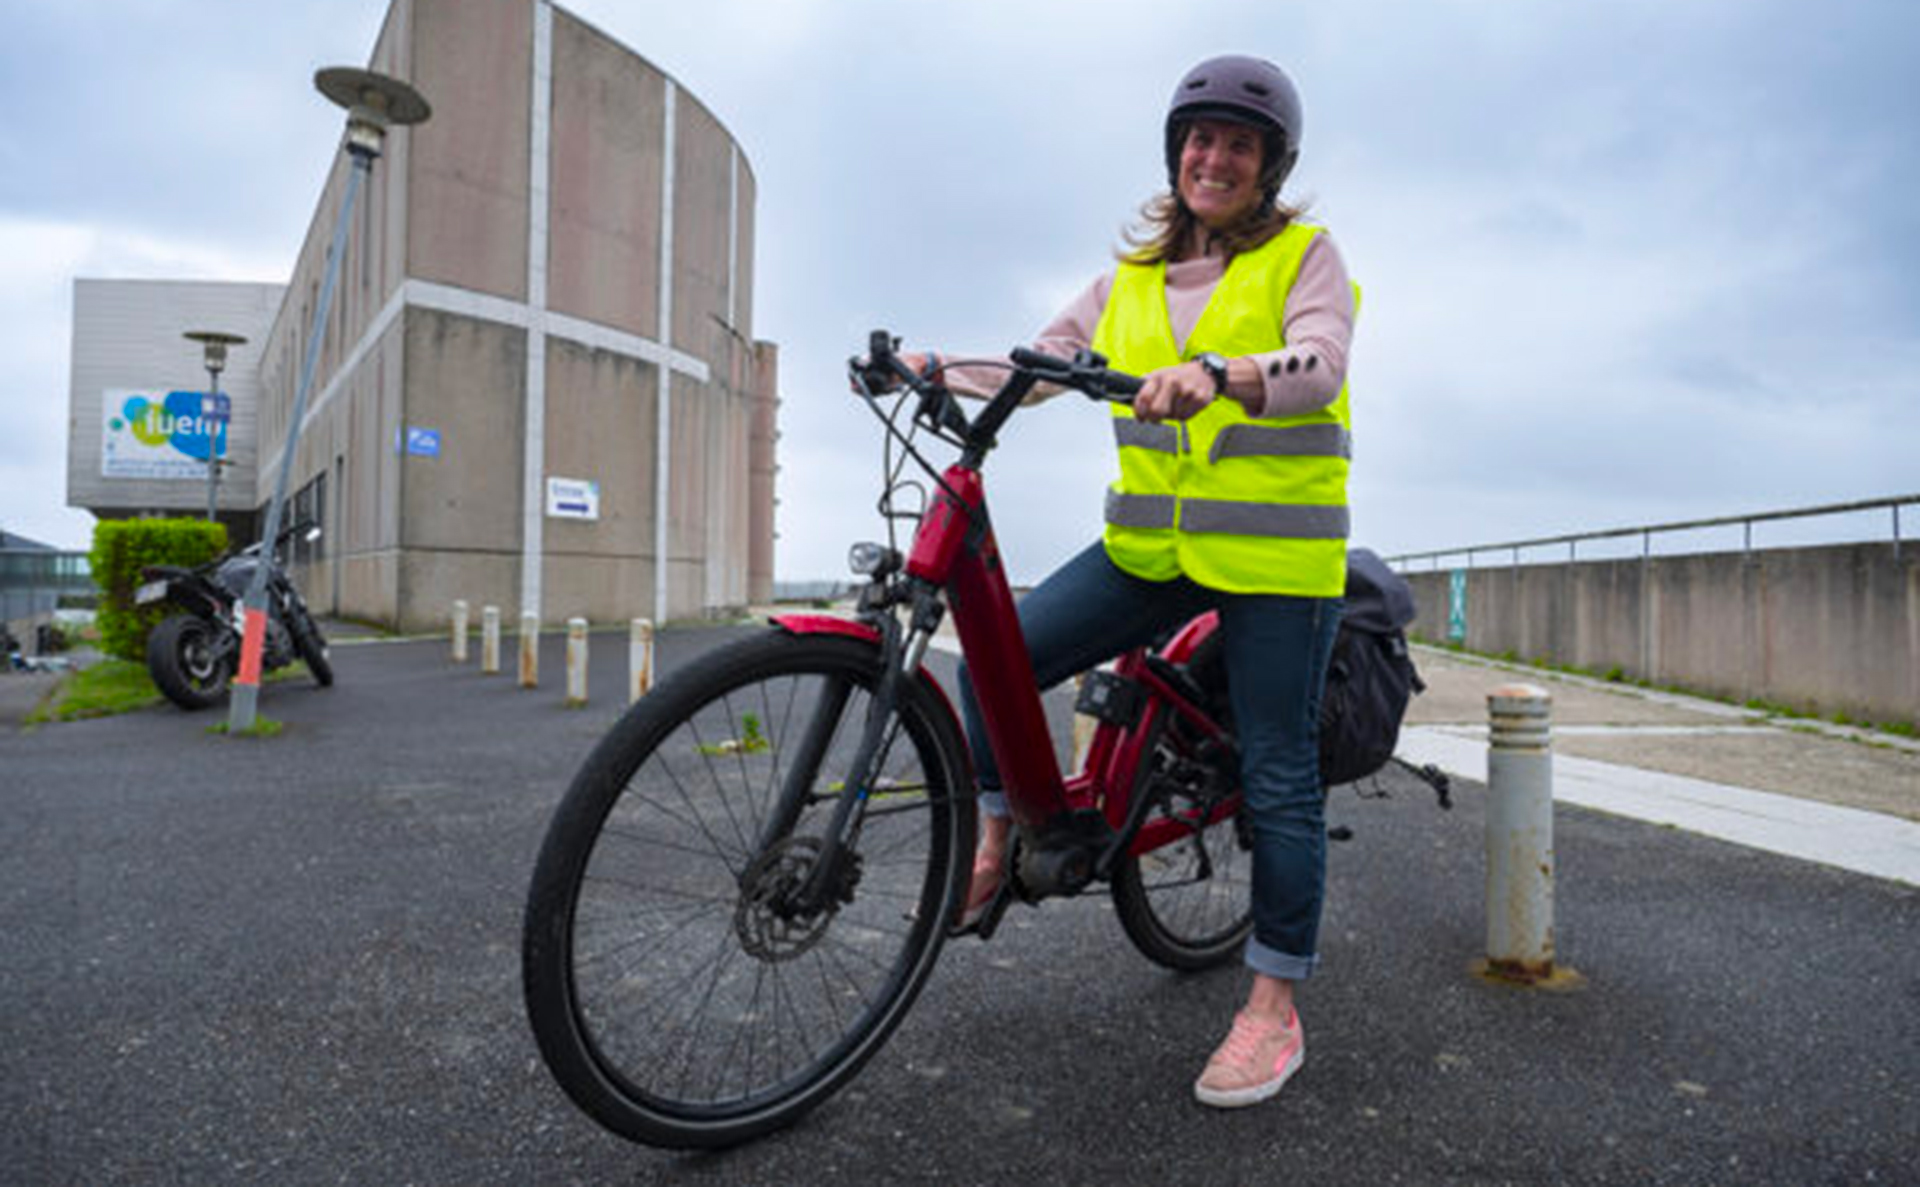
[
  {"left": 147, "top": 615, "right": 233, "bottom": 711},
  {"left": 291, "top": 608, "right": 333, "bottom": 687}
]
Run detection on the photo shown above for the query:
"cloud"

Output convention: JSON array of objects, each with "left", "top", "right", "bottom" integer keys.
[{"left": 5, "top": 0, "right": 1915, "bottom": 570}]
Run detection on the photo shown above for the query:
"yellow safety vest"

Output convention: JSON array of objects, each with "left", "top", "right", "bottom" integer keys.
[{"left": 1093, "top": 222, "right": 1353, "bottom": 597}]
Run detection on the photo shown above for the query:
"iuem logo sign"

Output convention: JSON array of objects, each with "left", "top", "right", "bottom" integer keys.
[{"left": 101, "top": 389, "right": 227, "bottom": 479}]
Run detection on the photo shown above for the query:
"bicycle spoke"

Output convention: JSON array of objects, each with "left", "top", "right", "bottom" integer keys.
[{"left": 530, "top": 631, "right": 963, "bottom": 1139}]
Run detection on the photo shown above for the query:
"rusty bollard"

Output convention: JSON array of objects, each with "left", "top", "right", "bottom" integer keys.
[
  {"left": 481, "top": 606, "right": 501, "bottom": 674},
  {"left": 566, "top": 618, "right": 589, "bottom": 707},
  {"left": 1479, "top": 683, "right": 1580, "bottom": 988},
  {"left": 630, "top": 618, "right": 655, "bottom": 704},
  {"left": 519, "top": 612, "right": 540, "bottom": 689}
]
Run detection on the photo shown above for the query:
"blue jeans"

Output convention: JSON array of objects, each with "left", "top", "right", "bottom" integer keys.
[{"left": 956, "top": 541, "right": 1341, "bottom": 981}]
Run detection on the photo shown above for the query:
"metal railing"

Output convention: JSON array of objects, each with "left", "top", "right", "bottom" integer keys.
[{"left": 1385, "top": 493, "right": 1920, "bottom": 570}]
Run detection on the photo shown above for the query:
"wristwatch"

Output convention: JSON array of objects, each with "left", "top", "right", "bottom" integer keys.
[{"left": 1194, "top": 351, "right": 1230, "bottom": 394}]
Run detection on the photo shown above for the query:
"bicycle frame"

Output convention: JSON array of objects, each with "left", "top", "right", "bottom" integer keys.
[{"left": 902, "top": 457, "right": 1240, "bottom": 860}]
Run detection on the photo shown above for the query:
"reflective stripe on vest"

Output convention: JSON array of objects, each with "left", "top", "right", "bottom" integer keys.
[
  {"left": 1092, "top": 222, "right": 1353, "bottom": 597},
  {"left": 1208, "top": 422, "right": 1351, "bottom": 464},
  {"left": 1105, "top": 490, "right": 1351, "bottom": 538},
  {"left": 1112, "top": 420, "right": 1181, "bottom": 454}
]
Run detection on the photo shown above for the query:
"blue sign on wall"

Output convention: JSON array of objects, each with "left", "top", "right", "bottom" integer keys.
[
  {"left": 405, "top": 426, "right": 442, "bottom": 458},
  {"left": 1448, "top": 568, "right": 1468, "bottom": 642}
]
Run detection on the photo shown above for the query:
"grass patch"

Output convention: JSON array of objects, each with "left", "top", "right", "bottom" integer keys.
[
  {"left": 23, "top": 659, "right": 161, "bottom": 723},
  {"left": 22, "top": 658, "right": 314, "bottom": 726},
  {"left": 205, "top": 716, "right": 284, "bottom": 738}
]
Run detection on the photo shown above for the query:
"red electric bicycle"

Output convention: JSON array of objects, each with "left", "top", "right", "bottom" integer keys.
[{"left": 523, "top": 334, "right": 1306, "bottom": 1148}]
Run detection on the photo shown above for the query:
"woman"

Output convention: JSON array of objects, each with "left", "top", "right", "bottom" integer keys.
[{"left": 919, "top": 55, "right": 1356, "bottom": 1109}]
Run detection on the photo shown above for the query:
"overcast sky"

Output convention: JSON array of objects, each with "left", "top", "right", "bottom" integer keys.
[{"left": 3, "top": 0, "right": 1914, "bottom": 581}]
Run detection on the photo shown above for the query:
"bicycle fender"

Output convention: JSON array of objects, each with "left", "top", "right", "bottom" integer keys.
[
  {"left": 768, "top": 613, "right": 877, "bottom": 643},
  {"left": 768, "top": 615, "right": 970, "bottom": 755}
]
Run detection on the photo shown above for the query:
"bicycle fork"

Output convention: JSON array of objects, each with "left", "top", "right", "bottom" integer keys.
[{"left": 759, "top": 594, "right": 937, "bottom": 921}]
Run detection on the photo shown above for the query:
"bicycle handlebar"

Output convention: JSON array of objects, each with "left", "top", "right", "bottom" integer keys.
[
  {"left": 850, "top": 330, "right": 1142, "bottom": 469},
  {"left": 1006, "top": 346, "right": 1143, "bottom": 399}
]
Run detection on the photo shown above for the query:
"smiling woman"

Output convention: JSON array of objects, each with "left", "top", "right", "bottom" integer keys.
[{"left": 886, "top": 51, "right": 1362, "bottom": 1113}]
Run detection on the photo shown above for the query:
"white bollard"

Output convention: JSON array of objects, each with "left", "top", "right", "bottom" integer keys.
[
  {"left": 1071, "top": 671, "right": 1097, "bottom": 773},
  {"left": 451, "top": 599, "right": 469, "bottom": 664},
  {"left": 519, "top": 612, "right": 540, "bottom": 689},
  {"left": 630, "top": 618, "right": 655, "bottom": 704},
  {"left": 481, "top": 606, "right": 501, "bottom": 674},
  {"left": 567, "top": 617, "right": 589, "bottom": 706},
  {"left": 1483, "top": 682, "right": 1563, "bottom": 985}
]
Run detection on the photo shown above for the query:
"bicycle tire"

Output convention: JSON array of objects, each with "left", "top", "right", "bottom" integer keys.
[
  {"left": 523, "top": 630, "right": 974, "bottom": 1148},
  {"left": 1109, "top": 706, "right": 1255, "bottom": 971}
]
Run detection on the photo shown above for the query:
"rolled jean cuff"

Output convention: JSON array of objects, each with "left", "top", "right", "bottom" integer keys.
[
  {"left": 978, "top": 788, "right": 1011, "bottom": 819},
  {"left": 1245, "top": 936, "right": 1319, "bottom": 981}
]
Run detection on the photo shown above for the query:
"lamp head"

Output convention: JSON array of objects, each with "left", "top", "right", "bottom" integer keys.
[
  {"left": 184, "top": 329, "right": 248, "bottom": 373},
  {"left": 315, "top": 67, "right": 431, "bottom": 158}
]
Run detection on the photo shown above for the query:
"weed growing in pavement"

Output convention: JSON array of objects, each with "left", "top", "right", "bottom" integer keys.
[{"left": 22, "top": 659, "right": 159, "bottom": 723}]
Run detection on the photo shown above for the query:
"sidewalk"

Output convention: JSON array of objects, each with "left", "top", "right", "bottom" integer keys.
[{"left": 1401, "top": 645, "right": 1920, "bottom": 885}]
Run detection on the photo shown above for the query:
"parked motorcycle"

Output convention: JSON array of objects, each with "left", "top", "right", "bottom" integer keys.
[{"left": 135, "top": 523, "right": 333, "bottom": 710}]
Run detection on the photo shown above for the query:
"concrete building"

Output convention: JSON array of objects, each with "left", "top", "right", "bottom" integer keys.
[
  {"left": 67, "top": 279, "right": 285, "bottom": 538},
  {"left": 67, "top": 0, "right": 778, "bottom": 631}
]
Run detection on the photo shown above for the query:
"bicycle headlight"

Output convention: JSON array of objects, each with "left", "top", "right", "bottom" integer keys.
[{"left": 848, "top": 542, "right": 900, "bottom": 577}]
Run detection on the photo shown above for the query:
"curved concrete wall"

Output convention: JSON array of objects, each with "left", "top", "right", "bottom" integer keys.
[{"left": 256, "top": 0, "right": 776, "bottom": 631}]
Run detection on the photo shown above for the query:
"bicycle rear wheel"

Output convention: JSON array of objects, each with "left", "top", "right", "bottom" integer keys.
[
  {"left": 1109, "top": 706, "right": 1255, "bottom": 971},
  {"left": 523, "top": 630, "right": 973, "bottom": 1149}
]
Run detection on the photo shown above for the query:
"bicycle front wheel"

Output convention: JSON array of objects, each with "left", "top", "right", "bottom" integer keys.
[{"left": 523, "top": 630, "right": 974, "bottom": 1149}]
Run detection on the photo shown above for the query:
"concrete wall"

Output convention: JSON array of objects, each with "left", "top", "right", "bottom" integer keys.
[
  {"left": 538, "top": 337, "right": 658, "bottom": 624},
  {"left": 1401, "top": 544, "right": 1920, "bottom": 729},
  {"left": 234, "top": 0, "right": 776, "bottom": 633},
  {"left": 408, "top": 0, "right": 530, "bottom": 300},
  {"left": 547, "top": 11, "right": 664, "bottom": 337}
]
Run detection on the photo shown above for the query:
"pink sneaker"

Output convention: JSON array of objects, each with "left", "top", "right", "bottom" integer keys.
[{"left": 1193, "top": 1009, "right": 1304, "bottom": 1108}]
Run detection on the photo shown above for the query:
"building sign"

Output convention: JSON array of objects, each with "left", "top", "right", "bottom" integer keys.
[
  {"left": 546, "top": 476, "right": 600, "bottom": 521},
  {"left": 405, "top": 426, "right": 442, "bottom": 457},
  {"left": 101, "top": 389, "right": 225, "bottom": 479}
]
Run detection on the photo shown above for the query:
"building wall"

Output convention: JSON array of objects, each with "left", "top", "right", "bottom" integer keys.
[
  {"left": 240, "top": 0, "right": 775, "bottom": 633},
  {"left": 67, "top": 279, "right": 284, "bottom": 526}
]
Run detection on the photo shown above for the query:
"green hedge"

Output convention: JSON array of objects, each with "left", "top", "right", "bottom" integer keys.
[{"left": 90, "top": 519, "right": 229, "bottom": 662}]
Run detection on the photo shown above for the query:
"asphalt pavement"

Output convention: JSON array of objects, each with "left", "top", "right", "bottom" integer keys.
[{"left": 3, "top": 623, "right": 1915, "bottom": 1184}]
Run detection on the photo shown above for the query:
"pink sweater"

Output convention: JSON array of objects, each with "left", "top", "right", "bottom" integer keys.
[{"left": 945, "top": 231, "right": 1354, "bottom": 419}]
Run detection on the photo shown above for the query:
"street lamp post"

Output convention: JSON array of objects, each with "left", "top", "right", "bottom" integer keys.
[
  {"left": 183, "top": 330, "right": 246, "bottom": 525},
  {"left": 227, "top": 68, "right": 430, "bottom": 734}
]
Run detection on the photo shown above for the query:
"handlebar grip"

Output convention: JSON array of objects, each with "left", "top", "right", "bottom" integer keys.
[
  {"left": 1009, "top": 346, "right": 1141, "bottom": 399},
  {"left": 1008, "top": 346, "right": 1061, "bottom": 372}
]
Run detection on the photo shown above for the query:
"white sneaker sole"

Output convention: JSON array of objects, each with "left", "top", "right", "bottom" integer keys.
[{"left": 1193, "top": 1045, "right": 1304, "bottom": 1109}]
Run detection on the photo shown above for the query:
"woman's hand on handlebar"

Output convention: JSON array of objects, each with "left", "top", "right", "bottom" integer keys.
[
  {"left": 1130, "top": 360, "right": 1216, "bottom": 423},
  {"left": 848, "top": 350, "right": 938, "bottom": 396}
]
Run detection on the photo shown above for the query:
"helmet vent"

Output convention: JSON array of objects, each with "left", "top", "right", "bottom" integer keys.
[
  {"left": 1243, "top": 81, "right": 1271, "bottom": 96},
  {"left": 1185, "top": 79, "right": 1208, "bottom": 90}
]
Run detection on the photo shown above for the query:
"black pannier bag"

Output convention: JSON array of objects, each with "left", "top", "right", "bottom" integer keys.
[{"left": 1319, "top": 547, "right": 1425, "bottom": 787}]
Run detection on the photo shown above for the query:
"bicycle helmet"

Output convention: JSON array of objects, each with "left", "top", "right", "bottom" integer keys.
[{"left": 1165, "top": 55, "right": 1303, "bottom": 207}]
